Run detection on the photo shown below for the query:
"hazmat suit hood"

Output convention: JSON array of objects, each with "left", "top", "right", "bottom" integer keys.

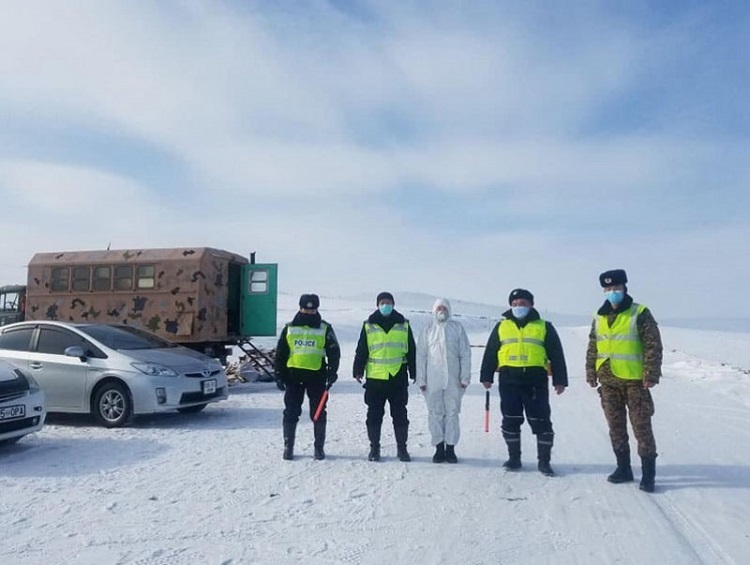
[{"left": 432, "top": 298, "right": 452, "bottom": 321}]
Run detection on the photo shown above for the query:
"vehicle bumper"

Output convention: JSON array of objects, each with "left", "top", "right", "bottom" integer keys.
[
  {"left": 130, "top": 379, "right": 229, "bottom": 415},
  {"left": 0, "top": 405, "right": 46, "bottom": 442}
]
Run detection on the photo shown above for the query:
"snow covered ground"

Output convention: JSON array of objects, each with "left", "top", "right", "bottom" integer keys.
[{"left": 2, "top": 293, "right": 749, "bottom": 565}]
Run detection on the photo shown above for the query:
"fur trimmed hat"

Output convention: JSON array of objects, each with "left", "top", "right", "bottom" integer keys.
[
  {"left": 299, "top": 293, "right": 320, "bottom": 310},
  {"left": 376, "top": 291, "right": 395, "bottom": 305},
  {"left": 508, "top": 288, "right": 534, "bottom": 305},
  {"left": 599, "top": 269, "right": 628, "bottom": 288}
]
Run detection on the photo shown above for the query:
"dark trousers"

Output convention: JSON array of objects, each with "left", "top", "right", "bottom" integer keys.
[
  {"left": 498, "top": 382, "right": 553, "bottom": 444},
  {"left": 364, "top": 378, "right": 409, "bottom": 430},
  {"left": 283, "top": 378, "right": 327, "bottom": 425}
]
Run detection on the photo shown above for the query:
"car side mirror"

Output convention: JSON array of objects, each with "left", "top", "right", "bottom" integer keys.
[{"left": 64, "top": 345, "right": 87, "bottom": 361}]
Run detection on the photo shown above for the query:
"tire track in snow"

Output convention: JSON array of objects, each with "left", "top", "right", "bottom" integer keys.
[{"left": 647, "top": 494, "right": 738, "bottom": 565}]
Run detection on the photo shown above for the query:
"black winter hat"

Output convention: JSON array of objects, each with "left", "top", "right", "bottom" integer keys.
[
  {"left": 508, "top": 288, "right": 534, "bottom": 305},
  {"left": 376, "top": 291, "right": 395, "bottom": 305},
  {"left": 599, "top": 269, "right": 628, "bottom": 288},
  {"left": 299, "top": 293, "right": 320, "bottom": 310}
]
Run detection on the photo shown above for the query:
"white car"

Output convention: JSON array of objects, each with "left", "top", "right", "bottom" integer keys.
[
  {"left": 0, "top": 359, "right": 46, "bottom": 445},
  {"left": 0, "top": 321, "right": 229, "bottom": 427}
]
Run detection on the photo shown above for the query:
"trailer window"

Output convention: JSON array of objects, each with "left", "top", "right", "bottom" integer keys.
[
  {"left": 114, "top": 266, "right": 133, "bottom": 290},
  {"left": 93, "top": 266, "right": 112, "bottom": 291},
  {"left": 72, "top": 267, "right": 91, "bottom": 291},
  {"left": 136, "top": 265, "right": 155, "bottom": 289},
  {"left": 249, "top": 269, "right": 269, "bottom": 294},
  {"left": 51, "top": 268, "right": 70, "bottom": 292}
]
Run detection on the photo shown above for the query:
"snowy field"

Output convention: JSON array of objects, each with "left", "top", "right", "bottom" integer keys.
[{"left": 2, "top": 293, "right": 750, "bottom": 565}]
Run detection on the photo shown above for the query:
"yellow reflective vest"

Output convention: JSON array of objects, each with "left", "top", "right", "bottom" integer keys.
[
  {"left": 595, "top": 303, "right": 646, "bottom": 380},
  {"left": 497, "top": 318, "right": 547, "bottom": 368},
  {"left": 365, "top": 322, "right": 409, "bottom": 380},
  {"left": 286, "top": 324, "right": 327, "bottom": 371}
]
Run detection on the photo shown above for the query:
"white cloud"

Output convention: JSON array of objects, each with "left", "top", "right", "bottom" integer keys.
[{"left": 0, "top": 1, "right": 747, "bottom": 317}]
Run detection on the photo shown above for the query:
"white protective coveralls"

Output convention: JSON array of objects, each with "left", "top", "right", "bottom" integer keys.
[{"left": 416, "top": 298, "right": 472, "bottom": 446}]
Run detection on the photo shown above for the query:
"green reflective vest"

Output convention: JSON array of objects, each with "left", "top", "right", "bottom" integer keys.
[
  {"left": 595, "top": 303, "right": 646, "bottom": 380},
  {"left": 497, "top": 318, "right": 548, "bottom": 368},
  {"left": 365, "top": 321, "right": 409, "bottom": 380},
  {"left": 286, "top": 324, "right": 327, "bottom": 371}
]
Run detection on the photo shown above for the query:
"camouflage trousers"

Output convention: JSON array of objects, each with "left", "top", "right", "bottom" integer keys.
[{"left": 598, "top": 382, "right": 657, "bottom": 458}]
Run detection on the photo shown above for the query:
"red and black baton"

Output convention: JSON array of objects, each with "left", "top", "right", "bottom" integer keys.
[{"left": 313, "top": 384, "right": 332, "bottom": 423}]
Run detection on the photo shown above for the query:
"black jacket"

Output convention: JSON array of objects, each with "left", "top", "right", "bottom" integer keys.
[
  {"left": 352, "top": 309, "right": 417, "bottom": 381},
  {"left": 479, "top": 308, "right": 568, "bottom": 387},
  {"left": 275, "top": 312, "right": 341, "bottom": 383}
]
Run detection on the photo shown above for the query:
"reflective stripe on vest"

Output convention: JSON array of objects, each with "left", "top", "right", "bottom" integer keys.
[
  {"left": 365, "top": 322, "right": 409, "bottom": 380},
  {"left": 497, "top": 319, "right": 547, "bottom": 368},
  {"left": 595, "top": 303, "right": 646, "bottom": 380},
  {"left": 286, "top": 324, "right": 327, "bottom": 371}
]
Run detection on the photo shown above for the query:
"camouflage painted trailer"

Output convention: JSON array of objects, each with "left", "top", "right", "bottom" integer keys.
[{"left": 23, "top": 248, "right": 277, "bottom": 363}]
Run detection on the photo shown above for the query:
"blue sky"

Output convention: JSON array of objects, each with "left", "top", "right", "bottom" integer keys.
[{"left": 1, "top": 1, "right": 748, "bottom": 318}]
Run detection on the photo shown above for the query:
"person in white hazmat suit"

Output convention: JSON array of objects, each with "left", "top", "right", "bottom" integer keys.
[{"left": 416, "top": 298, "right": 472, "bottom": 463}]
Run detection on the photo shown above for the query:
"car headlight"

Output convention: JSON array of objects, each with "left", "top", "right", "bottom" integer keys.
[{"left": 131, "top": 362, "right": 179, "bottom": 377}]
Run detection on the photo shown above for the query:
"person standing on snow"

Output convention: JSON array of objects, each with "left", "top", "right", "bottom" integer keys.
[
  {"left": 416, "top": 298, "right": 472, "bottom": 464},
  {"left": 586, "top": 269, "right": 662, "bottom": 493},
  {"left": 480, "top": 288, "right": 568, "bottom": 476},
  {"left": 353, "top": 291, "right": 417, "bottom": 462},
  {"left": 275, "top": 294, "right": 340, "bottom": 461}
]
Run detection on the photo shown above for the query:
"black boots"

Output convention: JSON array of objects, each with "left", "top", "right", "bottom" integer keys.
[
  {"left": 366, "top": 423, "right": 410, "bottom": 461},
  {"left": 502, "top": 442, "right": 522, "bottom": 470},
  {"left": 283, "top": 422, "right": 296, "bottom": 461},
  {"left": 397, "top": 444, "right": 411, "bottom": 462},
  {"left": 283, "top": 421, "right": 326, "bottom": 461},
  {"left": 368, "top": 444, "right": 381, "bottom": 461},
  {"left": 606, "top": 450, "right": 655, "bottom": 492},
  {"left": 607, "top": 449, "right": 635, "bottom": 484},
  {"left": 503, "top": 437, "right": 554, "bottom": 475},
  {"left": 537, "top": 458, "right": 554, "bottom": 476},
  {"left": 313, "top": 421, "right": 326, "bottom": 461},
  {"left": 639, "top": 456, "right": 656, "bottom": 493},
  {"left": 367, "top": 421, "right": 381, "bottom": 461},
  {"left": 537, "top": 434, "right": 555, "bottom": 476},
  {"left": 394, "top": 425, "right": 411, "bottom": 462},
  {"left": 433, "top": 443, "right": 457, "bottom": 463},
  {"left": 433, "top": 442, "right": 446, "bottom": 463}
]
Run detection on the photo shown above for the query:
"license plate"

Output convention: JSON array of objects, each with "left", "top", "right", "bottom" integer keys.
[
  {"left": 0, "top": 404, "right": 25, "bottom": 421},
  {"left": 202, "top": 379, "right": 217, "bottom": 395}
]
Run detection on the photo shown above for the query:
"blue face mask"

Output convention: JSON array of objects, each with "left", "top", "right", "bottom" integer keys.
[
  {"left": 605, "top": 290, "right": 625, "bottom": 305},
  {"left": 379, "top": 304, "right": 393, "bottom": 317},
  {"left": 511, "top": 306, "right": 530, "bottom": 319}
]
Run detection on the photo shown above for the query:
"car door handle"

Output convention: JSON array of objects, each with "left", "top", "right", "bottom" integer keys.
[{"left": 30, "top": 362, "right": 43, "bottom": 369}]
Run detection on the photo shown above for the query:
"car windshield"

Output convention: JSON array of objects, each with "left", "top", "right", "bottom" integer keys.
[{"left": 78, "top": 324, "right": 179, "bottom": 350}]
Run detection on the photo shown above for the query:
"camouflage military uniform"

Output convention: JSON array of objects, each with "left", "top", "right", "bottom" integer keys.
[{"left": 586, "top": 300, "right": 663, "bottom": 458}]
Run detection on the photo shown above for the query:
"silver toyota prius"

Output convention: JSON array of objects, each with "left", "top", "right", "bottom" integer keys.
[{"left": 0, "top": 321, "right": 228, "bottom": 427}]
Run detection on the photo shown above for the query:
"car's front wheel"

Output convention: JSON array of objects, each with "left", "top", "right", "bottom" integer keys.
[
  {"left": 177, "top": 403, "right": 208, "bottom": 414},
  {"left": 93, "top": 382, "right": 132, "bottom": 427}
]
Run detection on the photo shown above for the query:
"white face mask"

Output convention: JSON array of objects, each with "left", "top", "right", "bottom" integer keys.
[
  {"left": 435, "top": 310, "right": 448, "bottom": 322},
  {"left": 511, "top": 306, "right": 530, "bottom": 319}
]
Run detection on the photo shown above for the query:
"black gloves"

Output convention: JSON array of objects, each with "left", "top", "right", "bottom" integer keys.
[
  {"left": 327, "top": 372, "right": 338, "bottom": 387},
  {"left": 274, "top": 372, "right": 286, "bottom": 391}
]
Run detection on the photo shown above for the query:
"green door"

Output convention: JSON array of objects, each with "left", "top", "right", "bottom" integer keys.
[{"left": 240, "top": 263, "right": 278, "bottom": 337}]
